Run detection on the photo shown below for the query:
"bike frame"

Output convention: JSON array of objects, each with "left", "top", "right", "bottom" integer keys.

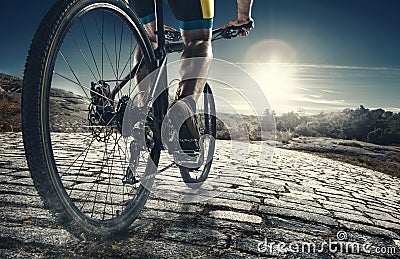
[{"left": 154, "top": 0, "right": 167, "bottom": 61}]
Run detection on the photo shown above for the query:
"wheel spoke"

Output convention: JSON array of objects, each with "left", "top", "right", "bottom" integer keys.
[
  {"left": 52, "top": 71, "right": 113, "bottom": 124},
  {"left": 118, "top": 21, "right": 124, "bottom": 79},
  {"left": 119, "top": 40, "right": 138, "bottom": 81},
  {"left": 102, "top": 133, "right": 119, "bottom": 220},
  {"left": 67, "top": 29, "right": 98, "bottom": 82},
  {"left": 53, "top": 71, "right": 113, "bottom": 103},
  {"left": 94, "top": 12, "right": 118, "bottom": 80},
  {"left": 80, "top": 17, "right": 102, "bottom": 80},
  {"left": 66, "top": 137, "right": 97, "bottom": 196},
  {"left": 60, "top": 134, "right": 96, "bottom": 178},
  {"left": 59, "top": 51, "right": 86, "bottom": 95}
]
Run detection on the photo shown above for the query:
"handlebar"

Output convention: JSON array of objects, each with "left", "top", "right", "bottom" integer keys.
[
  {"left": 212, "top": 21, "right": 254, "bottom": 40},
  {"left": 164, "top": 21, "right": 254, "bottom": 45}
]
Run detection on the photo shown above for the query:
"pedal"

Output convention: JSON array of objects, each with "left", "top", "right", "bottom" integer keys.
[{"left": 173, "top": 150, "right": 204, "bottom": 170}]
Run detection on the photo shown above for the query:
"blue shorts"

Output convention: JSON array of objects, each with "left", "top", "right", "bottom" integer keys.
[{"left": 129, "top": 0, "right": 214, "bottom": 30}]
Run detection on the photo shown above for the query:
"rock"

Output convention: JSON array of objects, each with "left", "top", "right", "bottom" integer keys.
[
  {"left": 209, "top": 210, "right": 262, "bottom": 224},
  {"left": 0, "top": 73, "right": 90, "bottom": 133},
  {"left": 0, "top": 73, "right": 22, "bottom": 93}
]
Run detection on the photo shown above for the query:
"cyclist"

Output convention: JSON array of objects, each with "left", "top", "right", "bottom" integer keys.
[{"left": 129, "top": 0, "right": 254, "bottom": 155}]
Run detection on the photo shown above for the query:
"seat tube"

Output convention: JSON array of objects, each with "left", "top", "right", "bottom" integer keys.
[
  {"left": 154, "top": 0, "right": 166, "bottom": 56},
  {"left": 152, "top": 0, "right": 169, "bottom": 136}
]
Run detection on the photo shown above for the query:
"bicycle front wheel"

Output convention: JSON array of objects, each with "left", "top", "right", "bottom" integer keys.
[{"left": 22, "top": 0, "right": 157, "bottom": 241}]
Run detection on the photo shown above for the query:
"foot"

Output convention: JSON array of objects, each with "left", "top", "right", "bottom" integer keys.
[{"left": 168, "top": 97, "right": 200, "bottom": 154}]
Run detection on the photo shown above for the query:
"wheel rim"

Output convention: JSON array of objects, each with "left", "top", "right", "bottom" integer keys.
[
  {"left": 41, "top": 2, "right": 156, "bottom": 225},
  {"left": 179, "top": 83, "right": 216, "bottom": 184}
]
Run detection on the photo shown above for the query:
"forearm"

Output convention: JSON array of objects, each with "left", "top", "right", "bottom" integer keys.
[{"left": 237, "top": 0, "right": 253, "bottom": 21}]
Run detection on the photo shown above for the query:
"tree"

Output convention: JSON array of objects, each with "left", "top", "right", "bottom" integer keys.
[
  {"left": 270, "top": 106, "right": 400, "bottom": 145},
  {"left": 262, "top": 108, "right": 275, "bottom": 132},
  {"left": 276, "top": 112, "right": 302, "bottom": 131}
]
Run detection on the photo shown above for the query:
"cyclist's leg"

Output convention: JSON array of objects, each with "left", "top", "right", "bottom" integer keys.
[
  {"left": 177, "top": 28, "right": 212, "bottom": 102},
  {"left": 129, "top": 0, "right": 157, "bottom": 105},
  {"left": 129, "top": 0, "right": 156, "bottom": 42},
  {"left": 165, "top": 0, "right": 214, "bottom": 150},
  {"left": 135, "top": 24, "right": 156, "bottom": 105},
  {"left": 168, "top": 0, "right": 214, "bottom": 102},
  {"left": 167, "top": 29, "right": 212, "bottom": 159}
]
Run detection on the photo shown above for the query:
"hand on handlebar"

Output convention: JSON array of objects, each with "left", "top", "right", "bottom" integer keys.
[
  {"left": 222, "top": 18, "right": 254, "bottom": 37},
  {"left": 164, "top": 20, "right": 254, "bottom": 44}
]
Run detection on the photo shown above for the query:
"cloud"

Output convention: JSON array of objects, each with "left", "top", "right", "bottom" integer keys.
[
  {"left": 296, "top": 94, "right": 346, "bottom": 105},
  {"left": 319, "top": 89, "right": 343, "bottom": 94},
  {"left": 380, "top": 107, "right": 400, "bottom": 113},
  {"left": 294, "top": 86, "right": 311, "bottom": 91},
  {"left": 288, "top": 64, "right": 400, "bottom": 72},
  {"left": 305, "top": 94, "right": 323, "bottom": 99},
  {"left": 294, "top": 86, "right": 343, "bottom": 95},
  {"left": 300, "top": 106, "right": 348, "bottom": 114},
  {"left": 236, "top": 62, "right": 400, "bottom": 72}
]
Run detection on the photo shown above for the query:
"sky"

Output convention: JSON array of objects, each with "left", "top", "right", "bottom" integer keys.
[{"left": 1, "top": 0, "right": 399, "bottom": 114}]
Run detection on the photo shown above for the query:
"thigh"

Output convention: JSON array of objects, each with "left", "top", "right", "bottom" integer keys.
[
  {"left": 129, "top": 0, "right": 155, "bottom": 24},
  {"left": 129, "top": 1, "right": 156, "bottom": 41}
]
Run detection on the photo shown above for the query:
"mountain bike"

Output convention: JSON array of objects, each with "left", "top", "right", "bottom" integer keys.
[{"left": 22, "top": 0, "right": 251, "bottom": 241}]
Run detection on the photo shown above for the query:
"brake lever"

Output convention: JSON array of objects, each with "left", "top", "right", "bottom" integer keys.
[{"left": 217, "top": 21, "right": 254, "bottom": 39}]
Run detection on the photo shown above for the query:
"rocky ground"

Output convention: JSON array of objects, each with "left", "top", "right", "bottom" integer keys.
[
  {"left": 0, "top": 73, "right": 22, "bottom": 93},
  {"left": 0, "top": 73, "right": 90, "bottom": 132},
  {"left": 0, "top": 133, "right": 399, "bottom": 258},
  {"left": 0, "top": 73, "right": 22, "bottom": 132},
  {"left": 279, "top": 137, "right": 400, "bottom": 179}
]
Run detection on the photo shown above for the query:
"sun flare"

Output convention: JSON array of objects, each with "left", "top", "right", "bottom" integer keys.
[
  {"left": 247, "top": 63, "right": 297, "bottom": 106},
  {"left": 244, "top": 39, "right": 299, "bottom": 111}
]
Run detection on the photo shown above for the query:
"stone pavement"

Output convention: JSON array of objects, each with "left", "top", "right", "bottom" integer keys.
[{"left": 0, "top": 133, "right": 399, "bottom": 258}]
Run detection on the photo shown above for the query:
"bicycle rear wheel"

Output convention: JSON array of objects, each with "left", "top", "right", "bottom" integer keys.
[
  {"left": 179, "top": 83, "right": 216, "bottom": 187},
  {"left": 22, "top": 0, "right": 157, "bottom": 241}
]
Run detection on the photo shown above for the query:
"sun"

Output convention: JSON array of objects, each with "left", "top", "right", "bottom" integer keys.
[
  {"left": 244, "top": 39, "right": 298, "bottom": 111},
  {"left": 247, "top": 62, "right": 297, "bottom": 107}
]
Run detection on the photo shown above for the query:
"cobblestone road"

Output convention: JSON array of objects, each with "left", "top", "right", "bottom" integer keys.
[{"left": 0, "top": 133, "right": 399, "bottom": 258}]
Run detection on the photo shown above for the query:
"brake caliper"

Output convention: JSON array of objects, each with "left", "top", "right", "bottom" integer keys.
[{"left": 89, "top": 81, "right": 113, "bottom": 126}]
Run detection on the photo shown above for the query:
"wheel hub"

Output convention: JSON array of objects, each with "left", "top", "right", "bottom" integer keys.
[{"left": 88, "top": 81, "right": 130, "bottom": 141}]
